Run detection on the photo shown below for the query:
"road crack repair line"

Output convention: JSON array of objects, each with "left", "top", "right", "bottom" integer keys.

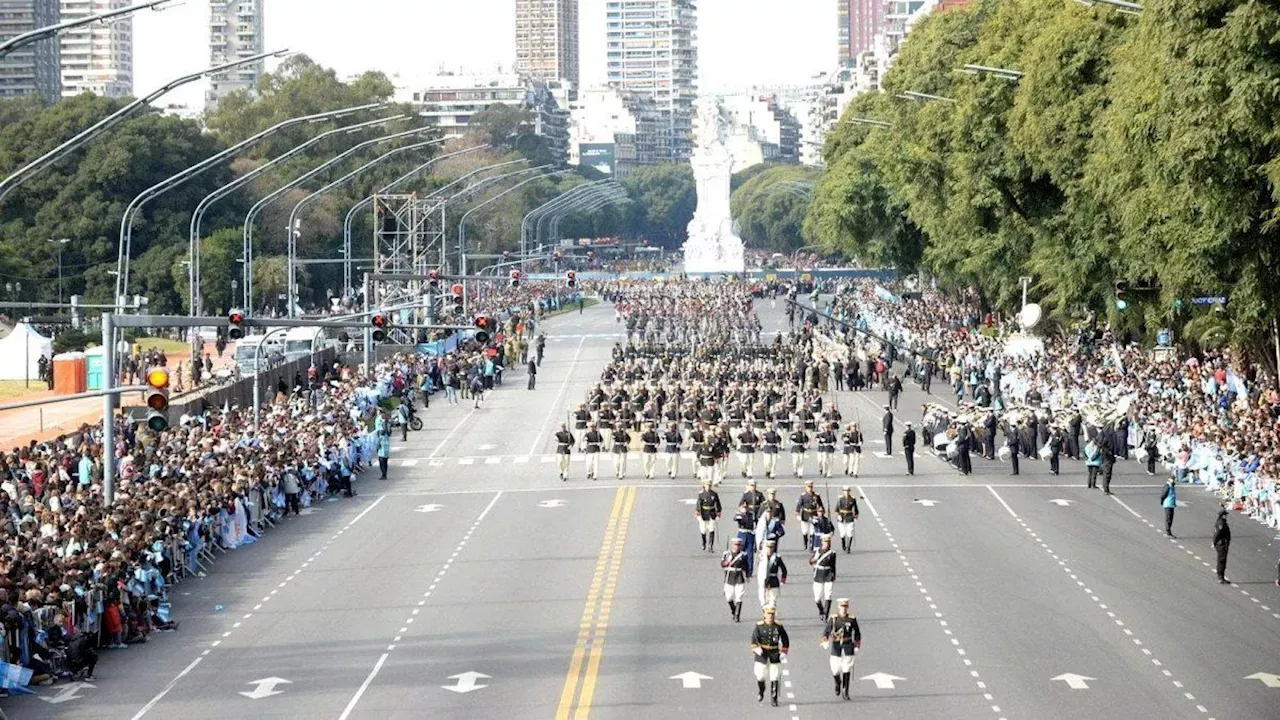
[
  {"left": 989, "top": 486, "right": 1217, "bottom": 719},
  {"left": 129, "top": 495, "right": 388, "bottom": 720},
  {"left": 859, "top": 486, "right": 1006, "bottom": 720},
  {"left": 336, "top": 490, "right": 503, "bottom": 720}
]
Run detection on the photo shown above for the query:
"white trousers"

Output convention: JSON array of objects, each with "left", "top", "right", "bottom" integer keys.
[
  {"left": 753, "top": 660, "right": 781, "bottom": 681},
  {"left": 818, "top": 453, "right": 831, "bottom": 476},
  {"left": 797, "top": 520, "right": 813, "bottom": 537},
  {"left": 791, "top": 451, "right": 806, "bottom": 476},
  {"left": 763, "top": 453, "right": 778, "bottom": 476},
  {"left": 613, "top": 451, "right": 627, "bottom": 477},
  {"left": 723, "top": 582, "right": 746, "bottom": 602},
  {"left": 828, "top": 654, "right": 855, "bottom": 675},
  {"left": 698, "top": 518, "right": 717, "bottom": 534},
  {"left": 557, "top": 454, "right": 570, "bottom": 476},
  {"left": 844, "top": 453, "right": 860, "bottom": 476},
  {"left": 758, "top": 582, "right": 779, "bottom": 609},
  {"left": 643, "top": 452, "right": 656, "bottom": 477},
  {"left": 738, "top": 451, "right": 755, "bottom": 477},
  {"left": 838, "top": 519, "right": 855, "bottom": 540},
  {"left": 585, "top": 452, "right": 599, "bottom": 478},
  {"left": 812, "top": 581, "right": 833, "bottom": 602},
  {"left": 664, "top": 451, "right": 679, "bottom": 476}
]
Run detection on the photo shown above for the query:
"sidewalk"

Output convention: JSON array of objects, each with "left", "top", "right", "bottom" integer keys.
[{"left": 0, "top": 341, "right": 235, "bottom": 448}]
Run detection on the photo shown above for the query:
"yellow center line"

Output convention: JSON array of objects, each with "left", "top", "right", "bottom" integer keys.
[
  {"left": 574, "top": 485, "right": 636, "bottom": 719},
  {"left": 555, "top": 487, "right": 627, "bottom": 720}
]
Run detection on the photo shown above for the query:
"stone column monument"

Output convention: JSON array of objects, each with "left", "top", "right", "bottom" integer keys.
[{"left": 683, "top": 97, "right": 745, "bottom": 275}]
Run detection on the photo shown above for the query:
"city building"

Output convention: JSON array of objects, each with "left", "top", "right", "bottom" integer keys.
[
  {"left": 605, "top": 0, "right": 698, "bottom": 162},
  {"left": 207, "top": 0, "right": 265, "bottom": 110},
  {"left": 514, "top": 0, "right": 579, "bottom": 95},
  {"left": 567, "top": 85, "right": 671, "bottom": 177},
  {"left": 59, "top": 0, "right": 133, "bottom": 99},
  {"left": 0, "top": 0, "right": 61, "bottom": 103},
  {"left": 838, "top": 0, "right": 885, "bottom": 68},
  {"left": 719, "top": 93, "right": 802, "bottom": 172}
]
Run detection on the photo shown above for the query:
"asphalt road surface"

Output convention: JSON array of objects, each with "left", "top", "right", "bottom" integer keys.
[{"left": 7, "top": 298, "right": 1279, "bottom": 720}]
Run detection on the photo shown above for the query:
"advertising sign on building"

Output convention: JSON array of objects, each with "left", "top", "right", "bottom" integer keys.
[{"left": 580, "top": 143, "right": 617, "bottom": 175}]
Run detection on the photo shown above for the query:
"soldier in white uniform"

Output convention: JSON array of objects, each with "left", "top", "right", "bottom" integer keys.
[
  {"left": 583, "top": 422, "right": 603, "bottom": 481},
  {"left": 662, "top": 422, "right": 682, "bottom": 478},
  {"left": 554, "top": 422, "right": 574, "bottom": 482},
  {"left": 809, "top": 534, "right": 837, "bottom": 620},
  {"left": 757, "top": 539, "right": 788, "bottom": 610},
  {"left": 721, "top": 537, "right": 750, "bottom": 622},
  {"left": 736, "top": 425, "right": 758, "bottom": 478}
]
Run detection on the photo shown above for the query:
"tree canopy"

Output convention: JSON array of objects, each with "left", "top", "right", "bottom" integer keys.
[{"left": 730, "top": 164, "right": 821, "bottom": 253}]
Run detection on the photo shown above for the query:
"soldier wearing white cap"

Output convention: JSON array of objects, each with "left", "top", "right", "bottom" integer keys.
[
  {"left": 835, "top": 486, "right": 860, "bottom": 553},
  {"left": 721, "top": 537, "right": 750, "bottom": 622},
  {"left": 809, "top": 534, "right": 837, "bottom": 620},
  {"left": 758, "top": 539, "right": 788, "bottom": 610},
  {"left": 749, "top": 605, "right": 790, "bottom": 706},
  {"left": 821, "top": 598, "right": 862, "bottom": 700}
]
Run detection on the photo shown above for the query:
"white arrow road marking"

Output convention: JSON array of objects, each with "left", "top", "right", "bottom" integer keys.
[
  {"left": 1244, "top": 672, "right": 1280, "bottom": 688},
  {"left": 239, "top": 677, "right": 291, "bottom": 700},
  {"left": 681, "top": 498, "right": 697, "bottom": 505},
  {"left": 476, "top": 444, "right": 497, "bottom": 451},
  {"left": 443, "top": 671, "right": 491, "bottom": 693},
  {"left": 1051, "top": 673, "right": 1095, "bottom": 690},
  {"left": 414, "top": 504, "right": 444, "bottom": 513},
  {"left": 912, "top": 499, "right": 938, "bottom": 507},
  {"left": 1049, "top": 499, "right": 1072, "bottom": 507},
  {"left": 537, "top": 499, "right": 567, "bottom": 508},
  {"left": 860, "top": 672, "right": 905, "bottom": 689},
  {"left": 39, "top": 681, "right": 94, "bottom": 704},
  {"left": 669, "top": 671, "right": 713, "bottom": 689},
  {"left": 1176, "top": 500, "right": 1190, "bottom": 508}
]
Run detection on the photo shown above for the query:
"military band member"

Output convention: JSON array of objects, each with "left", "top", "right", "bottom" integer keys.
[
  {"left": 750, "top": 606, "right": 790, "bottom": 706},
  {"left": 816, "top": 423, "right": 838, "bottom": 478},
  {"left": 695, "top": 479, "right": 722, "bottom": 552},
  {"left": 842, "top": 423, "right": 863, "bottom": 477},
  {"left": 583, "top": 422, "right": 603, "bottom": 481},
  {"left": 641, "top": 422, "right": 660, "bottom": 479},
  {"left": 810, "top": 535, "right": 837, "bottom": 620},
  {"left": 663, "top": 422, "right": 683, "bottom": 478},
  {"left": 821, "top": 598, "right": 862, "bottom": 700},
  {"left": 762, "top": 424, "right": 782, "bottom": 479},
  {"left": 795, "top": 481, "right": 825, "bottom": 550},
  {"left": 835, "top": 486, "right": 860, "bottom": 552},
  {"left": 758, "top": 540, "right": 788, "bottom": 610},
  {"left": 789, "top": 426, "right": 810, "bottom": 478},
  {"left": 612, "top": 420, "right": 631, "bottom": 480},
  {"left": 722, "top": 537, "right": 751, "bottom": 622},
  {"left": 554, "top": 422, "right": 574, "bottom": 482},
  {"left": 736, "top": 425, "right": 759, "bottom": 478}
]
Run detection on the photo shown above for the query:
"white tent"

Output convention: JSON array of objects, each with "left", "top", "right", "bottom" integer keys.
[{"left": 0, "top": 323, "right": 53, "bottom": 380}]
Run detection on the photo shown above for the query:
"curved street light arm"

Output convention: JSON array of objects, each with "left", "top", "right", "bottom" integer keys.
[
  {"left": 538, "top": 184, "right": 626, "bottom": 248},
  {"left": 457, "top": 168, "right": 568, "bottom": 276},
  {"left": 0, "top": 0, "right": 174, "bottom": 58}
]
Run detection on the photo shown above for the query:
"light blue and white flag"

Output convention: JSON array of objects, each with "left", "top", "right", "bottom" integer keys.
[{"left": 0, "top": 660, "right": 35, "bottom": 695}]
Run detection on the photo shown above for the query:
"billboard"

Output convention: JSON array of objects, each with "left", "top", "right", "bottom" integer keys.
[{"left": 580, "top": 143, "right": 616, "bottom": 175}]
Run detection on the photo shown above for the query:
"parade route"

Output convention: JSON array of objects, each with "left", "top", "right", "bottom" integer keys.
[{"left": 6, "top": 300, "right": 1279, "bottom": 720}]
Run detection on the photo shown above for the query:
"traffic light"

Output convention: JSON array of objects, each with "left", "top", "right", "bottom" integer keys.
[
  {"left": 502, "top": 250, "right": 511, "bottom": 261},
  {"left": 474, "top": 314, "right": 491, "bottom": 344},
  {"left": 228, "top": 309, "right": 245, "bottom": 340},
  {"left": 552, "top": 251, "right": 562, "bottom": 262},
  {"left": 1114, "top": 280, "right": 1129, "bottom": 311},
  {"left": 428, "top": 269, "right": 440, "bottom": 291},
  {"left": 565, "top": 270, "right": 577, "bottom": 289},
  {"left": 509, "top": 269, "right": 521, "bottom": 288},
  {"left": 144, "top": 367, "right": 170, "bottom": 432},
  {"left": 371, "top": 313, "right": 389, "bottom": 343},
  {"left": 450, "top": 283, "right": 465, "bottom": 316}
]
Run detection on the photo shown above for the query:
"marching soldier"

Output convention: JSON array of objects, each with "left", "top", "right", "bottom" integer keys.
[
  {"left": 735, "top": 502, "right": 759, "bottom": 575},
  {"left": 762, "top": 423, "right": 782, "bottom": 479},
  {"left": 554, "top": 422, "right": 574, "bottom": 482},
  {"left": 762, "top": 487, "right": 785, "bottom": 527},
  {"left": 741, "top": 479, "right": 764, "bottom": 519},
  {"left": 821, "top": 598, "right": 862, "bottom": 700},
  {"left": 758, "top": 540, "right": 788, "bottom": 610},
  {"left": 842, "top": 422, "right": 863, "bottom": 477},
  {"left": 795, "top": 481, "right": 825, "bottom": 550},
  {"left": 810, "top": 535, "right": 837, "bottom": 620},
  {"left": 816, "top": 422, "right": 838, "bottom": 478},
  {"left": 689, "top": 422, "right": 708, "bottom": 478},
  {"left": 835, "top": 486, "right": 859, "bottom": 552},
  {"left": 583, "top": 422, "right": 603, "bottom": 481},
  {"left": 713, "top": 427, "right": 733, "bottom": 486},
  {"left": 757, "top": 504, "right": 787, "bottom": 554},
  {"left": 722, "top": 537, "right": 751, "bottom": 622},
  {"left": 641, "top": 422, "right": 660, "bottom": 479},
  {"left": 809, "top": 505, "right": 835, "bottom": 552},
  {"left": 695, "top": 479, "right": 722, "bottom": 552},
  {"left": 737, "top": 424, "right": 759, "bottom": 478},
  {"left": 789, "top": 425, "right": 810, "bottom": 478},
  {"left": 749, "top": 606, "right": 790, "bottom": 706},
  {"left": 573, "top": 403, "right": 591, "bottom": 450},
  {"left": 663, "top": 422, "right": 683, "bottom": 478},
  {"left": 698, "top": 432, "right": 719, "bottom": 485},
  {"left": 613, "top": 419, "right": 632, "bottom": 480}
]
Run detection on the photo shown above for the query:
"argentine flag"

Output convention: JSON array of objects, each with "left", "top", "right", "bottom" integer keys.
[{"left": 0, "top": 660, "right": 34, "bottom": 695}]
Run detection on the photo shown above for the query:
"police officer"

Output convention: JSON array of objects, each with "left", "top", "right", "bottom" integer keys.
[
  {"left": 822, "top": 598, "right": 862, "bottom": 700},
  {"left": 762, "top": 423, "right": 782, "bottom": 479},
  {"left": 554, "top": 422, "right": 574, "bottom": 482},
  {"left": 789, "top": 425, "right": 810, "bottom": 478},
  {"left": 737, "top": 424, "right": 758, "bottom": 478},
  {"left": 722, "top": 537, "right": 751, "bottom": 622},
  {"left": 641, "top": 422, "right": 660, "bottom": 479},
  {"left": 695, "top": 479, "right": 722, "bottom": 552},
  {"left": 902, "top": 421, "right": 917, "bottom": 476},
  {"left": 809, "top": 506, "right": 835, "bottom": 552},
  {"left": 1212, "top": 508, "right": 1231, "bottom": 584},
  {"left": 810, "top": 535, "right": 837, "bottom": 620},
  {"left": 1006, "top": 420, "right": 1021, "bottom": 476},
  {"left": 663, "top": 422, "right": 683, "bottom": 478},
  {"left": 583, "top": 422, "right": 603, "bottom": 481},
  {"left": 758, "top": 539, "right": 788, "bottom": 610},
  {"left": 816, "top": 422, "right": 838, "bottom": 478},
  {"left": 842, "top": 422, "right": 863, "bottom": 477},
  {"left": 795, "top": 481, "right": 825, "bottom": 550},
  {"left": 882, "top": 405, "right": 894, "bottom": 455},
  {"left": 835, "top": 486, "right": 859, "bottom": 553},
  {"left": 750, "top": 606, "right": 790, "bottom": 706}
]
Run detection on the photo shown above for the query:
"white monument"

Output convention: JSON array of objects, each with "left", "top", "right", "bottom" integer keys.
[{"left": 683, "top": 98, "right": 746, "bottom": 275}]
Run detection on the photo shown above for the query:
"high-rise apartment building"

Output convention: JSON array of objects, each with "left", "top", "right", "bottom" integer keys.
[
  {"left": 515, "top": 0, "right": 578, "bottom": 95},
  {"left": 0, "top": 0, "right": 61, "bottom": 103},
  {"left": 838, "top": 0, "right": 884, "bottom": 67},
  {"left": 605, "top": 0, "right": 698, "bottom": 162},
  {"left": 60, "top": 0, "right": 133, "bottom": 99},
  {"left": 207, "top": 0, "right": 264, "bottom": 110}
]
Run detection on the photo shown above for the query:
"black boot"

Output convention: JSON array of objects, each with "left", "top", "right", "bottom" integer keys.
[
  {"left": 757, "top": 680, "right": 766, "bottom": 702},
  {"left": 817, "top": 601, "right": 825, "bottom": 619},
  {"left": 734, "top": 602, "right": 742, "bottom": 622},
  {"left": 771, "top": 681, "right": 779, "bottom": 706},
  {"left": 708, "top": 532, "right": 715, "bottom": 551},
  {"left": 701, "top": 532, "right": 706, "bottom": 550},
  {"left": 728, "top": 601, "right": 736, "bottom": 619},
  {"left": 842, "top": 672, "right": 851, "bottom": 700},
  {"left": 825, "top": 599, "right": 832, "bottom": 619},
  {"left": 802, "top": 534, "right": 809, "bottom": 550},
  {"left": 834, "top": 675, "right": 842, "bottom": 696}
]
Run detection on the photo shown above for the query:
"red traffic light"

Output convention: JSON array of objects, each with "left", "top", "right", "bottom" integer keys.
[
  {"left": 371, "top": 314, "right": 387, "bottom": 328},
  {"left": 228, "top": 311, "right": 244, "bottom": 324},
  {"left": 474, "top": 314, "right": 488, "bottom": 329},
  {"left": 566, "top": 270, "right": 577, "bottom": 288},
  {"left": 428, "top": 270, "right": 440, "bottom": 288},
  {"left": 450, "top": 283, "right": 465, "bottom": 296},
  {"left": 227, "top": 309, "right": 245, "bottom": 340}
]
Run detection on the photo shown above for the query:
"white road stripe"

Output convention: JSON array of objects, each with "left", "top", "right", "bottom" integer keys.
[{"left": 528, "top": 334, "right": 589, "bottom": 456}]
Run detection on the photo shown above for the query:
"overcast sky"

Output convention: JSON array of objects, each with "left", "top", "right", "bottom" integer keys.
[{"left": 133, "top": 0, "right": 837, "bottom": 107}]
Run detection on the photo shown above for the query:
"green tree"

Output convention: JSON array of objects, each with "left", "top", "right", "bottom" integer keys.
[
  {"left": 621, "top": 164, "right": 696, "bottom": 247},
  {"left": 730, "top": 164, "right": 821, "bottom": 253}
]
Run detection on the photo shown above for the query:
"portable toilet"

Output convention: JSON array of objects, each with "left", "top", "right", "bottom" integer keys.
[
  {"left": 52, "top": 352, "right": 87, "bottom": 394},
  {"left": 85, "top": 347, "right": 105, "bottom": 391}
]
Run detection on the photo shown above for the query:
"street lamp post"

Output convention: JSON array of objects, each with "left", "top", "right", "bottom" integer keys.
[
  {"left": 522, "top": 180, "right": 619, "bottom": 268},
  {"left": 0, "top": 0, "right": 174, "bottom": 58},
  {"left": 457, "top": 168, "right": 564, "bottom": 278},
  {"left": 47, "top": 238, "right": 70, "bottom": 303}
]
